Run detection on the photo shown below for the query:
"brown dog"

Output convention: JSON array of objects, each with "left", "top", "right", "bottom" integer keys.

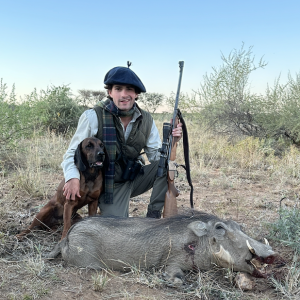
[{"left": 17, "top": 137, "right": 108, "bottom": 240}]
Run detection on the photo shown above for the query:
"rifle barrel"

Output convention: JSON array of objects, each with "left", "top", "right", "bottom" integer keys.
[{"left": 168, "top": 61, "right": 184, "bottom": 162}]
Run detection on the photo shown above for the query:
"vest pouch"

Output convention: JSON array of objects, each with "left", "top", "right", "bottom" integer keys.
[{"left": 122, "top": 158, "right": 144, "bottom": 181}]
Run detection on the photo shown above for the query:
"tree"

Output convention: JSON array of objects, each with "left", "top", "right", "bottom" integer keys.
[
  {"left": 165, "top": 91, "right": 196, "bottom": 114},
  {"left": 258, "top": 72, "right": 300, "bottom": 145},
  {"left": 191, "top": 44, "right": 300, "bottom": 148},
  {"left": 78, "top": 89, "right": 107, "bottom": 107},
  {"left": 139, "top": 92, "right": 164, "bottom": 114},
  {"left": 195, "top": 44, "right": 267, "bottom": 137}
]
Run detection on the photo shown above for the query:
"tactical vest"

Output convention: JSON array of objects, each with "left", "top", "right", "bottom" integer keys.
[{"left": 93, "top": 105, "right": 153, "bottom": 182}]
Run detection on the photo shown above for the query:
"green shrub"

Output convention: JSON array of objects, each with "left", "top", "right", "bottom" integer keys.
[
  {"left": 0, "top": 81, "right": 87, "bottom": 153},
  {"left": 257, "top": 72, "right": 300, "bottom": 145},
  {"left": 187, "top": 44, "right": 300, "bottom": 150},
  {"left": 267, "top": 205, "right": 300, "bottom": 252},
  {"left": 0, "top": 79, "right": 36, "bottom": 147},
  {"left": 32, "top": 85, "right": 85, "bottom": 133}
]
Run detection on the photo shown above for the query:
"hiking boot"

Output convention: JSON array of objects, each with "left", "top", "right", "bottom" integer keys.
[{"left": 146, "top": 210, "right": 161, "bottom": 219}]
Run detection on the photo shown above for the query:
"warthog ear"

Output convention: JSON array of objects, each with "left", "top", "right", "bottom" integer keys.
[
  {"left": 188, "top": 221, "right": 208, "bottom": 237},
  {"left": 74, "top": 142, "right": 86, "bottom": 172}
]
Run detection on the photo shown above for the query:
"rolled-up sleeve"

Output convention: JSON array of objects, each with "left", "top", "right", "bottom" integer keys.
[
  {"left": 61, "top": 109, "right": 98, "bottom": 182},
  {"left": 144, "top": 120, "right": 161, "bottom": 162}
]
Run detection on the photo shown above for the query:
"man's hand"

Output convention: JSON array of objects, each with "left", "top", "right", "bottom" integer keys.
[
  {"left": 172, "top": 122, "right": 183, "bottom": 143},
  {"left": 63, "top": 178, "right": 81, "bottom": 201}
]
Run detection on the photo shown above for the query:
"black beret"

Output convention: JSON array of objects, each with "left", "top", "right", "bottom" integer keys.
[{"left": 104, "top": 66, "right": 146, "bottom": 93}]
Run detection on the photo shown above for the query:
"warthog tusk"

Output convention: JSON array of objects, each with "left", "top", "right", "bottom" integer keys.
[
  {"left": 215, "top": 245, "right": 234, "bottom": 265},
  {"left": 246, "top": 240, "right": 256, "bottom": 254},
  {"left": 264, "top": 238, "right": 269, "bottom": 246}
]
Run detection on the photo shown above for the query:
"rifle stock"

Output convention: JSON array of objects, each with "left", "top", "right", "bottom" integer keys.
[{"left": 163, "top": 161, "right": 179, "bottom": 218}]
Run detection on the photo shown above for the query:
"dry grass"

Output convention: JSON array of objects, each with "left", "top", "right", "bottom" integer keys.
[
  {"left": 0, "top": 119, "right": 300, "bottom": 299},
  {"left": 270, "top": 255, "right": 300, "bottom": 300},
  {"left": 1, "top": 131, "right": 67, "bottom": 201},
  {"left": 91, "top": 271, "right": 109, "bottom": 292}
]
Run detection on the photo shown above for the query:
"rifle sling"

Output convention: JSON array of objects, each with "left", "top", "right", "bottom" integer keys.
[{"left": 177, "top": 109, "right": 194, "bottom": 209}]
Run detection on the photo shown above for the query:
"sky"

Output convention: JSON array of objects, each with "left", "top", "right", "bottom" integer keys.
[{"left": 1, "top": 0, "right": 299, "bottom": 99}]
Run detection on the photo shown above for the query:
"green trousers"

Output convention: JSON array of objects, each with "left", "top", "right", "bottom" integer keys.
[{"left": 98, "top": 160, "right": 167, "bottom": 217}]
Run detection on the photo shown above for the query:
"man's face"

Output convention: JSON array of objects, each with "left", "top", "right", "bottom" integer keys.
[{"left": 108, "top": 85, "right": 138, "bottom": 111}]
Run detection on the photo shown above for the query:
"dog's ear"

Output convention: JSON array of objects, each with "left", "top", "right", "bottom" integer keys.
[
  {"left": 74, "top": 142, "right": 86, "bottom": 172},
  {"left": 103, "top": 144, "right": 110, "bottom": 171}
]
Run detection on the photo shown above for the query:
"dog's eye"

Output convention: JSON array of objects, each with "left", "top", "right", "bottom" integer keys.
[{"left": 86, "top": 143, "right": 93, "bottom": 148}]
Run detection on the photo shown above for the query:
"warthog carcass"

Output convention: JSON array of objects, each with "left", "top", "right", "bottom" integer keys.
[{"left": 47, "top": 211, "right": 276, "bottom": 283}]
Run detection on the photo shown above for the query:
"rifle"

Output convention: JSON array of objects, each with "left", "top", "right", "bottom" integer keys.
[{"left": 157, "top": 61, "right": 194, "bottom": 218}]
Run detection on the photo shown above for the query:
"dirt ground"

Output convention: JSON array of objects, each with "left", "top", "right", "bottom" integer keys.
[{"left": 0, "top": 166, "right": 297, "bottom": 300}]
